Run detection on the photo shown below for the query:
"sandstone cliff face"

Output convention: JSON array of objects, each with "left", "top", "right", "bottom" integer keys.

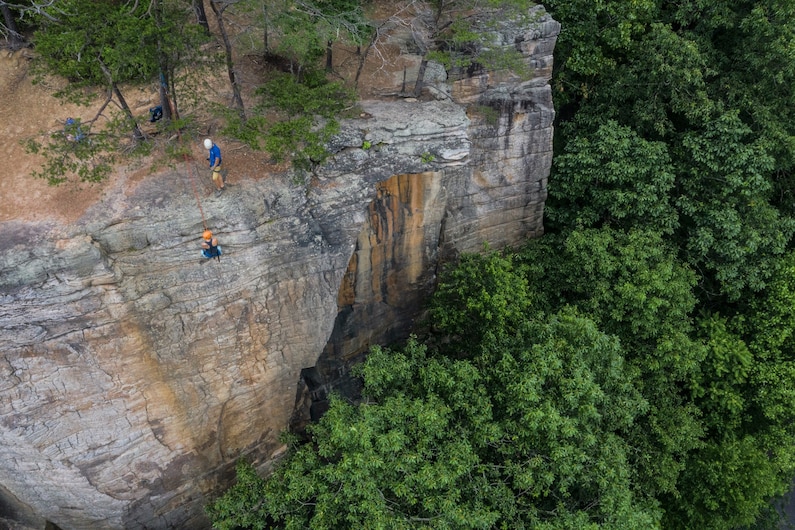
[{"left": 0, "top": 7, "right": 558, "bottom": 529}]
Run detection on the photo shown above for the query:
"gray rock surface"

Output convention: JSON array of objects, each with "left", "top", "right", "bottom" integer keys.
[{"left": 0, "top": 6, "right": 559, "bottom": 529}]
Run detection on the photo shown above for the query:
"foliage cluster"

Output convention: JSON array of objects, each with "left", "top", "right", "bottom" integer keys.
[
  {"left": 223, "top": 70, "right": 354, "bottom": 171},
  {"left": 23, "top": 118, "right": 116, "bottom": 185}
]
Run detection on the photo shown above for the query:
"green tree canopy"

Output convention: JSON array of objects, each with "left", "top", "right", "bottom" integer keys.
[
  {"left": 544, "top": 0, "right": 795, "bottom": 300},
  {"left": 33, "top": 0, "right": 159, "bottom": 87},
  {"left": 209, "top": 253, "right": 657, "bottom": 529},
  {"left": 517, "top": 228, "right": 704, "bottom": 498},
  {"left": 546, "top": 121, "right": 678, "bottom": 233}
]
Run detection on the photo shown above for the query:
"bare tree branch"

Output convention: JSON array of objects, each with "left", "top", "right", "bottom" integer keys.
[{"left": 0, "top": 0, "right": 66, "bottom": 23}]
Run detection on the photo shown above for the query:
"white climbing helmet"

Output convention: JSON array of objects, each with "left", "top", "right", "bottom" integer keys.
[{"left": 204, "top": 138, "right": 212, "bottom": 150}]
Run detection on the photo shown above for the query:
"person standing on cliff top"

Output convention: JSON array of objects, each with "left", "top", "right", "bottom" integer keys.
[{"left": 204, "top": 138, "right": 225, "bottom": 193}]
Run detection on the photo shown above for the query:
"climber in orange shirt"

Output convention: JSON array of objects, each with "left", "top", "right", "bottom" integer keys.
[{"left": 201, "top": 230, "right": 222, "bottom": 261}]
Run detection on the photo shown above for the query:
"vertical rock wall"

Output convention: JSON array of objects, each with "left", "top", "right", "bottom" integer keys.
[
  {"left": 0, "top": 6, "right": 559, "bottom": 529},
  {"left": 306, "top": 6, "right": 559, "bottom": 414},
  {"left": 301, "top": 172, "right": 447, "bottom": 420}
]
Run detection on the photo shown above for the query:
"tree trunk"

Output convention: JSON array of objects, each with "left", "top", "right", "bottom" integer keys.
[
  {"left": 98, "top": 57, "right": 145, "bottom": 140},
  {"left": 169, "top": 68, "right": 180, "bottom": 121},
  {"left": 1, "top": 4, "right": 24, "bottom": 50},
  {"left": 262, "top": 2, "right": 269, "bottom": 54},
  {"left": 193, "top": 0, "right": 210, "bottom": 34},
  {"left": 209, "top": 0, "right": 246, "bottom": 122},
  {"left": 410, "top": 21, "right": 431, "bottom": 98},
  {"left": 153, "top": 0, "right": 173, "bottom": 122},
  {"left": 326, "top": 39, "right": 333, "bottom": 72},
  {"left": 159, "top": 72, "right": 173, "bottom": 121},
  {"left": 113, "top": 82, "right": 145, "bottom": 140},
  {"left": 355, "top": 26, "right": 381, "bottom": 89}
]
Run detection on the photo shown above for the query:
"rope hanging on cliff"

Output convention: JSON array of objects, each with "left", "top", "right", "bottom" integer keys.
[
  {"left": 179, "top": 138, "right": 208, "bottom": 231},
  {"left": 188, "top": 163, "right": 209, "bottom": 231},
  {"left": 171, "top": 123, "right": 222, "bottom": 260},
  {"left": 153, "top": 78, "right": 208, "bottom": 233}
]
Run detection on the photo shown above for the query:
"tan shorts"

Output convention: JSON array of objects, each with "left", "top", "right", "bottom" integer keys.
[{"left": 212, "top": 166, "right": 222, "bottom": 184}]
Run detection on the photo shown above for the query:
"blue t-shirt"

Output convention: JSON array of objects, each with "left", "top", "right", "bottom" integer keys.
[{"left": 209, "top": 144, "right": 222, "bottom": 168}]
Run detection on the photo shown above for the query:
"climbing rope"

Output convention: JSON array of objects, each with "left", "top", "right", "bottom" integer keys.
[
  {"left": 172, "top": 127, "right": 256, "bottom": 392},
  {"left": 162, "top": 104, "right": 227, "bottom": 267},
  {"left": 177, "top": 130, "right": 208, "bottom": 231},
  {"left": 155, "top": 78, "right": 208, "bottom": 232}
]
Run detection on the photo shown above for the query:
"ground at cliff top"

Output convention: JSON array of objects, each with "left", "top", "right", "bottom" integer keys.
[
  {"left": 0, "top": 48, "right": 280, "bottom": 224},
  {"left": 0, "top": 26, "right": 404, "bottom": 225}
]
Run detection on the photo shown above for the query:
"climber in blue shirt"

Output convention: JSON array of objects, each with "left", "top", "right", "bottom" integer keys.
[{"left": 204, "top": 138, "right": 225, "bottom": 193}]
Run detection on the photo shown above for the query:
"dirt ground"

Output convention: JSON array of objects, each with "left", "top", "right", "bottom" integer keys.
[
  {"left": 1, "top": 49, "right": 106, "bottom": 223},
  {"left": 0, "top": 48, "right": 268, "bottom": 224},
  {"left": 0, "top": 20, "right": 407, "bottom": 224}
]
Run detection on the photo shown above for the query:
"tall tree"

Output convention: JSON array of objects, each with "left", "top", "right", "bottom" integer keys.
[
  {"left": 152, "top": 0, "right": 173, "bottom": 122},
  {"left": 159, "top": 0, "right": 213, "bottom": 122},
  {"left": 193, "top": 0, "right": 210, "bottom": 33},
  {"left": 209, "top": 0, "right": 247, "bottom": 120},
  {"left": 297, "top": 0, "right": 370, "bottom": 72}
]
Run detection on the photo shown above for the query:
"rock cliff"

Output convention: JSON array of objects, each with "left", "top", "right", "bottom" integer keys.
[{"left": 0, "top": 6, "right": 558, "bottom": 529}]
